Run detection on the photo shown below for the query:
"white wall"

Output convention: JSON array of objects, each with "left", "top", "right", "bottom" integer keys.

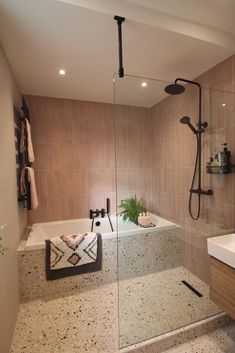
[{"left": 0, "top": 43, "right": 27, "bottom": 353}]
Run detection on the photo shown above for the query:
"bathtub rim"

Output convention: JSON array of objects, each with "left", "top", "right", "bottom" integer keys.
[{"left": 23, "top": 213, "right": 180, "bottom": 251}]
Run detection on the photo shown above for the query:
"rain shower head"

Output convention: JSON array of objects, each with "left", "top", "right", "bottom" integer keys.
[
  {"left": 164, "top": 82, "right": 185, "bottom": 95},
  {"left": 180, "top": 116, "right": 198, "bottom": 134}
]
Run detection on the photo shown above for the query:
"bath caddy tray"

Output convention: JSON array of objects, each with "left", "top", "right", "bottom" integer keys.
[
  {"left": 138, "top": 223, "right": 156, "bottom": 228},
  {"left": 206, "top": 165, "right": 235, "bottom": 174}
]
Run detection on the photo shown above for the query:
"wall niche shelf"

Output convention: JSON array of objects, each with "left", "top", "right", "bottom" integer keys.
[{"left": 206, "top": 165, "right": 235, "bottom": 174}]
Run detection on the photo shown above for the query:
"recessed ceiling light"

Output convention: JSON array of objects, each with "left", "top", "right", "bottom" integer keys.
[
  {"left": 141, "top": 81, "right": 147, "bottom": 87},
  {"left": 221, "top": 103, "right": 226, "bottom": 107},
  {"left": 59, "top": 69, "right": 66, "bottom": 75}
]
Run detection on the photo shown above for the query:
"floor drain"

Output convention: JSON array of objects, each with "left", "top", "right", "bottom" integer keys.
[{"left": 181, "top": 280, "right": 203, "bottom": 297}]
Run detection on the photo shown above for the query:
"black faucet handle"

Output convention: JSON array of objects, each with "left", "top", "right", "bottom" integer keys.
[
  {"left": 106, "top": 198, "right": 110, "bottom": 214},
  {"left": 101, "top": 208, "right": 105, "bottom": 218}
]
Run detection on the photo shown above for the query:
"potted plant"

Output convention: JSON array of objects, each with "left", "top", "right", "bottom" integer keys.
[
  {"left": 118, "top": 195, "right": 146, "bottom": 225},
  {"left": 0, "top": 239, "right": 8, "bottom": 255}
]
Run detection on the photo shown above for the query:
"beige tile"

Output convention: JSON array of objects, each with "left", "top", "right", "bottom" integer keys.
[
  {"left": 71, "top": 119, "right": 87, "bottom": 143},
  {"left": 34, "top": 170, "right": 53, "bottom": 197},
  {"left": 52, "top": 143, "right": 73, "bottom": 169},
  {"left": 33, "top": 144, "right": 53, "bottom": 170},
  {"left": 45, "top": 116, "right": 72, "bottom": 143},
  {"left": 30, "top": 115, "right": 48, "bottom": 144}
]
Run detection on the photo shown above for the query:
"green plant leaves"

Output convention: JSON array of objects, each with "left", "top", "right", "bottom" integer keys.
[
  {"left": 118, "top": 195, "right": 146, "bottom": 225},
  {"left": 0, "top": 236, "right": 8, "bottom": 256}
]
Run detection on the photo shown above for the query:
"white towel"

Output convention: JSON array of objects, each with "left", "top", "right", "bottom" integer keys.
[
  {"left": 19, "top": 118, "right": 34, "bottom": 162},
  {"left": 20, "top": 167, "right": 38, "bottom": 210},
  {"left": 25, "top": 118, "right": 34, "bottom": 162}
]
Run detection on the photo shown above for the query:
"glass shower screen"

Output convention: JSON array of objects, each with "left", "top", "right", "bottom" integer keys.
[{"left": 114, "top": 74, "right": 222, "bottom": 349}]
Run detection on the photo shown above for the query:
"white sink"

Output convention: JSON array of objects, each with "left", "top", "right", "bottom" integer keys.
[{"left": 207, "top": 233, "right": 235, "bottom": 269}]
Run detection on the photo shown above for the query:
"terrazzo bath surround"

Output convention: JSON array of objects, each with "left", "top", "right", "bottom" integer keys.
[{"left": 18, "top": 216, "right": 181, "bottom": 302}]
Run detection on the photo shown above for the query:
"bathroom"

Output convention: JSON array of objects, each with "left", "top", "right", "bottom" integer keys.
[{"left": 1, "top": 0, "right": 235, "bottom": 352}]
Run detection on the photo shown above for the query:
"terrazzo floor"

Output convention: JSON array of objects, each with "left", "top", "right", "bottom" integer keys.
[
  {"left": 164, "top": 323, "right": 235, "bottom": 353},
  {"left": 11, "top": 284, "right": 118, "bottom": 353},
  {"left": 11, "top": 266, "right": 221, "bottom": 353},
  {"left": 119, "top": 266, "right": 220, "bottom": 347}
]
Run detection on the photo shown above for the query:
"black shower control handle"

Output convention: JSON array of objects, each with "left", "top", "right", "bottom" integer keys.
[{"left": 190, "top": 188, "right": 213, "bottom": 196}]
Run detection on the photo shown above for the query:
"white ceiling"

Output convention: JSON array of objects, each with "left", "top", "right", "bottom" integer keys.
[
  {"left": 126, "top": 0, "right": 235, "bottom": 36},
  {"left": 0, "top": 0, "right": 234, "bottom": 107}
]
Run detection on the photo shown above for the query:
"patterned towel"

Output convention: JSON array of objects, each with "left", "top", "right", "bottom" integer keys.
[{"left": 45, "top": 233, "right": 102, "bottom": 280}]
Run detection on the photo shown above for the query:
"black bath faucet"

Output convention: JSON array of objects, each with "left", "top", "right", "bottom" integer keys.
[
  {"left": 89, "top": 208, "right": 105, "bottom": 219},
  {"left": 89, "top": 198, "right": 114, "bottom": 232},
  {"left": 89, "top": 198, "right": 111, "bottom": 219}
]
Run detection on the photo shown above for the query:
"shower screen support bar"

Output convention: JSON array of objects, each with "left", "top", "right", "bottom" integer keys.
[{"left": 114, "top": 15, "right": 125, "bottom": 78}]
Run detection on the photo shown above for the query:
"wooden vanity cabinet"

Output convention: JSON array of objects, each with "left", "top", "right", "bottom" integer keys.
[{"left": 210, "top": 256, "right": 235, "bottom": 319}]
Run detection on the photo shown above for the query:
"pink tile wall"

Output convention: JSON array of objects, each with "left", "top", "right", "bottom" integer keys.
[
  {"left": 25, "top": 96, "right": 151, "bottom": 224},
  {"left": 151, "top": 54, "right": 235, "bottom": 283},
  {"left": 25, "top": 96, "right": 116, "bottom": 224},
  {"left": 115, "top": 104, "right": 152, "bottom": 211}
]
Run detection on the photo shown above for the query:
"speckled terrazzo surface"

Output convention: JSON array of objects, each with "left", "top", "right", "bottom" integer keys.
[
  {"left": 119, "top": 266, "right": 220, "bottom": 347},
  {"left": 163, "top": 323, "right": 235, "bottom": 353},
  {"left": 18, "top": 228, "right": 182, "bottom": 303},
  {"left": 11, "top": 283, "right": 118, "bottom": 353},
  {"left": 11, "top": 266, "right": 221, "bottom": 353}
]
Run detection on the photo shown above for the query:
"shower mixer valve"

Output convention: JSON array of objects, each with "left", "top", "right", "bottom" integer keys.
[{"left": 197, "top": 121, "right": 208, "bottom": 128}]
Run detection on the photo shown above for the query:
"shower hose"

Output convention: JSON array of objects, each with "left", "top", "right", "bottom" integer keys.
[{"left": 189, "top": 134, "right": 200, "bottom": 220}]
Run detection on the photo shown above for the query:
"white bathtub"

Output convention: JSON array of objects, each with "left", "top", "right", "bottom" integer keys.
[{"left": 25, "top": 213, "right": 178, "bottom": 251}]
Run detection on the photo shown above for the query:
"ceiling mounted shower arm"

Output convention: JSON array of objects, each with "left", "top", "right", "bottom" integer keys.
[{"left": 114, "top": 15, "right": 125, "bottom": 78}]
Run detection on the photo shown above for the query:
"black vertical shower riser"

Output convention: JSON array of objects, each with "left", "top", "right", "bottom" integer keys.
[
  {"left": 175, "top": 78, "right": 203, "bottom": 192},
  {"left": 114, "top": 15, "right": 125, "bottom": 78},
  {"left": 168, "top": 78, "right": 213, "bottom": 220}
]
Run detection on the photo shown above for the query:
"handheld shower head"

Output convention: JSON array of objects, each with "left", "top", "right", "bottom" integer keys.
[
  {"left": 180, "top": 116, "right": 190, "bottom": 124},
  {"left": 180, "top": 116, "right": 198, "bottom": 134}
]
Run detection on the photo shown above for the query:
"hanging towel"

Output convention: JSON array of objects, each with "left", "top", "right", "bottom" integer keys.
[
  {"left": 45, "top": 233, "right": 102, "bottom": 280},
  {"left": 19, "top": 118, "right": 34, "bottom": 162},
  {"left": 20, "top": 167, "right": 38, "bottom": 210},
  {"left": 25, "top": 118, "right": 34, "bottom": 162}
]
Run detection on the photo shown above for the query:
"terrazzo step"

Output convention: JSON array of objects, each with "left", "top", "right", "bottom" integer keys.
[
  {"left": 162, "top": 322, "right": 235, "bottom": 353},
  {"left": 120, "top": 313, "right": 231, "bottom": 353}
]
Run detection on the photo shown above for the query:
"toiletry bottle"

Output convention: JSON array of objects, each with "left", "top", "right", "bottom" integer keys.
[
  {"left": 206, "top": 157, "right": 213, "bottom": 173},
  {"left": 210, "top": 155, "right": 220, "bottom": 173},
  {"left": 144, "top": 212, "right": 151, "bottom": 227},
  {"left": 220, "top": 143, "right": 231, "bottom": 173}
]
